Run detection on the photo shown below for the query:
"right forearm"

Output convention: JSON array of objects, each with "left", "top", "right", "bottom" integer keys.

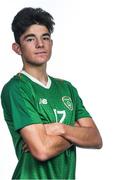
[{"left": 23, "top": 132, "right": 72, "bottom": 161}]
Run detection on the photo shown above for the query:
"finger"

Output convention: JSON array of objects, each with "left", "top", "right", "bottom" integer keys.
[
  {"left": 24, "top": 149, "right": 29, "bottom": 152},
  {"left": 22, "top": 143, "right": 28, "bottom": 150},
  {"left": 22, "top": 143, "right": 30, "bottom": 152}
]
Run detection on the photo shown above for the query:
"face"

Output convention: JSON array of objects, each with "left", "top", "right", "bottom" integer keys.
[{"left": 12, "top": 24, "right": 53, "bottom": 66}]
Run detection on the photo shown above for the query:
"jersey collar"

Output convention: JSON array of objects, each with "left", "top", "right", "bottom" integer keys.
[{"left": 21, "top": 70, "right": 51, "bottom": 89}]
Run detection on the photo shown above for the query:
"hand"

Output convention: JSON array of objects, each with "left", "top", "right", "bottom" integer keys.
[
  {"left": 44, "top": 123, "right": 65, "bottom": 136},
  {"left": 22, "top": 142, "right": 30, "bottom": 152}
]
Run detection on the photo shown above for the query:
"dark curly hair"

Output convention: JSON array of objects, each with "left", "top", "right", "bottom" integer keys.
[{"left": 12, "top": 7, "right": 55, "bottom": 44}]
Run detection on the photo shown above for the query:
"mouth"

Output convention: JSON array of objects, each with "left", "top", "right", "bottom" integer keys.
[{"left": 35, "top": 51, "right": 47, "bottom": 55}]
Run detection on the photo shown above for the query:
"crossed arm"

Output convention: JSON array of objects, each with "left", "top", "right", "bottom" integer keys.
[
  {"left": 20, "top": 123, "right": 72, "bottom": 161},
  {"left": 45, "top": 118, "right": 102, "bottom": 148},
  {"left": 20, "top": 117, "right": 102, "bottom": 161}
]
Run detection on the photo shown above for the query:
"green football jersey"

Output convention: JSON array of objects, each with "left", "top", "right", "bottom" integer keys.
[{"left": 1, "top": 71, "right": 91, "bottom": 179}]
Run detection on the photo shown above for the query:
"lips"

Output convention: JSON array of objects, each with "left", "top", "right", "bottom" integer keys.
[{"left": 35, "top": 51, "right": 47, "bottom": 54}]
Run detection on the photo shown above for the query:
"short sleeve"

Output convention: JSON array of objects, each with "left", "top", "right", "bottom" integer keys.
[
  {"left": 1, "top": 80, "right": 42, "bottom": 131},
  {"left": 70, "top": 84, "right": 92, "bottom": 121},
  {"left": 75, "top": 95, "right": 92, "bottom": 120}
]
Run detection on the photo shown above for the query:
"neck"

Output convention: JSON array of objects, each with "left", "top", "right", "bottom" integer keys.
[{"left": 23, "top": 63, "right": 48, "bottom": 85}]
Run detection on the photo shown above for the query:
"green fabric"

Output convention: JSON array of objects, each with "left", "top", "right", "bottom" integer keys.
[{"left": 1, "top": 73, "right": 91, "bottom": 179}]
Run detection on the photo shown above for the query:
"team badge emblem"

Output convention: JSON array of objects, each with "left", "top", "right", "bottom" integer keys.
[{"left": 62, "top": 96, "right": 73, "bottom": 111}]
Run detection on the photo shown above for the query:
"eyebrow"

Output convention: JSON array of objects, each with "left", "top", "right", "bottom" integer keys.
[
  {"left": 42, "top": 33, "right": 50, "bottom": 37},
  {"left": 23, "top": 33, "right": 50, "bottom": 40}
]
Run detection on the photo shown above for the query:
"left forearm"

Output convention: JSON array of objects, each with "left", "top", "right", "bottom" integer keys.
[
  {"left": 62, "top": 124, "right": 102, "bottom": 149},
  {"left": 44, "top": 122, "right": 102, "bottom": 149}
]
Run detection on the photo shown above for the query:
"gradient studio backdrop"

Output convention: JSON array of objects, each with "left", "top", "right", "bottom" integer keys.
[{"left": 0, "top": 0, "right": 122, "bottom": 179}]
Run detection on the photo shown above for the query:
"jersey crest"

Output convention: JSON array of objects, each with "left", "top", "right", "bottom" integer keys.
[{"left": 62, "top": 96, "right": 73, "bottom": 111}]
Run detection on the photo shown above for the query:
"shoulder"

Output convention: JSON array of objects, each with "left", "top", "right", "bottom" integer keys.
[
  {"left": 1, "top": 73, "right": 31, "bottom": 97},
  {"left": 50, "top": 76, "right": 78, "bottom": 92},
  {"left": 50, "top": 76, "right": 81, "bottom": 100},
  {"left": 50, "top": 76, "right": 72, "bottom": 87}
]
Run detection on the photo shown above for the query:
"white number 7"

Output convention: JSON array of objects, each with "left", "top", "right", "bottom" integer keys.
[{"left": 53, "top": 109, "right": 66, "bottom": 123}]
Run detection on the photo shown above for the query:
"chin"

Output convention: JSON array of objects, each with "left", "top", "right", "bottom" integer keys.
[{"left": 27, "top": 59, "right": 49, "bottom": 66}]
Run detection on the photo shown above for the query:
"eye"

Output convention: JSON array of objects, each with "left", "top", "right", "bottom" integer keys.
[
  {"left": 26, "top": 37, "right": 35, "bottom": 42},
  {"left": 43, "top": 36, "right": 50, "bottom": 41}
]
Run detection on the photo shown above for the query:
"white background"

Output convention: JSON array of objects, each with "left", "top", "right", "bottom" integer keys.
[{"left": 0, "top": 0, "right": 122, "bottom": 179}]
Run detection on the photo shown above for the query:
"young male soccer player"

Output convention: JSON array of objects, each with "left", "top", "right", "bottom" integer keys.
[{"left": 1, "top": 7, "right": 102, "bottom": 179}]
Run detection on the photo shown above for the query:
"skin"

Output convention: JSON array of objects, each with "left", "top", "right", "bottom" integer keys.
[
  {"left": 45, "top": 118, "right": 102, "bottom": 148},
  {"left": 12, "top": 25, "right": 52, "bottom": 84},
  {"left": 12, "top": 24, "right": 102, "bottom": 161}
]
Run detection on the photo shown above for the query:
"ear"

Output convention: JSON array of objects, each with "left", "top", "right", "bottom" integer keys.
[{"left": 12, "top": 43, "right": 22, "bottom": 55}]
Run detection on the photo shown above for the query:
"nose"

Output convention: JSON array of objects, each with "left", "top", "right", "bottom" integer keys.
[{"left": 35, "top": 38, "right": 44, "bottom": 48}]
